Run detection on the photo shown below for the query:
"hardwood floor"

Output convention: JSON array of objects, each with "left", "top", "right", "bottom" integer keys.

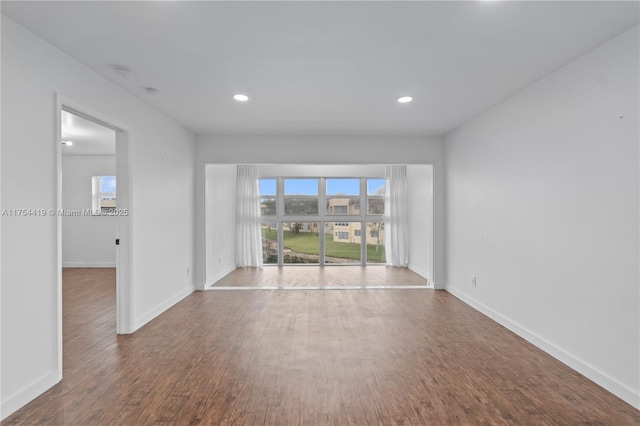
[
  {"left": 212, "top": 266, "right": 429, "bottom": 288},
  {"left": 3, "top": 268, "right": 638, "bottom": 425}
]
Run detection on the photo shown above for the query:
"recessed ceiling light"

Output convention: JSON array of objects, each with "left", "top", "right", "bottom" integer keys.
[
  {"left": 397, "top": 96, "right": 413, "bottom": 103},
  {"left": 115, "top": 66, "right": 135, "bottom": 79},
  {"left": 233, "top": 94, "right": 249, "bottom": 102},
  {"left": 61, "top": 141, "right": 73, "bottom": 146}
]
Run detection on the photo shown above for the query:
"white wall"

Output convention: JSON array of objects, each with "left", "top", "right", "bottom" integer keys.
[
  {"left": 407, "top": 165, "right": 433, "bottom": 282},
  {"left": 259, "top": 164, "right": 386, "bottom": 178},
  {"left": 205, "top": 165, "right": 237, "bottom": 285},
  {"left": 1, "top": 16, "right": 196, "bottom": 418},
  {"left": 195, "top": 135, "right": 445, "bottom": 289},
  {"left": 445, "top": 26, "right": 639, "bottom": 408},
  {"left": 62, "top": 156, "right": 116, "bottom": 267}
]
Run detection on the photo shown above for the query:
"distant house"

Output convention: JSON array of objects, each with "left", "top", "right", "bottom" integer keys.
[
  {"left": 260, "top": 196, "right": 385, "bottom": 246},
  {"left": 325, "top": 198, "right": 384, "bottom": 246}
]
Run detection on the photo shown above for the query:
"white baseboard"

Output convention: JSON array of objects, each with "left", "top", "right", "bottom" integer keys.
[
  {"left": 1, "top": 369, "right": 61, "bottom": 421},
  {"left": 133, "top": 285, "right": 195, "bottom": 331},
  {"left": 445, "top": 285, "right": 640, "bottom": 410},
  {"left": 407, "top": 264, "right": 433, "bottom": 287},
  {"left": 62, "top": 261, "right": 116, "bottom": 268},
  {"left": 204, "top": 263, "right": 237, "bottom": 289}
]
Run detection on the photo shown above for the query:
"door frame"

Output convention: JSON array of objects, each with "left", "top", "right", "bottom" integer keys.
[{"left": 55, "top": 94, "right": 133, "bottom": 375}]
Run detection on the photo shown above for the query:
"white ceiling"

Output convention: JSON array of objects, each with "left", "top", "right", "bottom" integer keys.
[
  {"left": 61, "top": 110, "right": 116, "bottom": 156},
  {"left": 3, "top": 1, "right": 638, "bottom": 136}
]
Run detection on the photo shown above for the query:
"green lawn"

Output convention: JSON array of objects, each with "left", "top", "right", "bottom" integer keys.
[{"left": 261, "top": 228, "right": 385, "bottom": 262}]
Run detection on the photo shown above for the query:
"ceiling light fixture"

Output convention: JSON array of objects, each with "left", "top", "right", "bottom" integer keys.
[
  {"left": 397, "top": 96, "right": 414, "bottom": 103},
  {"left": 115, "top": 66, "right": 135, "bottom": 79},
  {"left": 61, "top": 141, "right": 73, "bottom": 146},
  {"left": 233, "top": 94, "right": 249, "bottom": 102}
]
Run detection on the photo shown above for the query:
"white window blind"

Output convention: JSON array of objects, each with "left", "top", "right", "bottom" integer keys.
[{"left": 91, "top": 175, "right": 116, "bottom": 214}]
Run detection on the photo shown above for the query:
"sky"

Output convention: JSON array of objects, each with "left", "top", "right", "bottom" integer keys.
[
  {"left": 101, "top": 176, "right": 116, "bottom": 193},
  {"left": 260, "top": 178, "right": 385, "bottom": 196}
]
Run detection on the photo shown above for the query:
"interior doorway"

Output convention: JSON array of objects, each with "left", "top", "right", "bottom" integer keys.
[
  {"left": 60, "top": 109, "right": 117, "bottom": 267},
  {"left": 56, "top": 100, "right": 132, "bottom": 351}
]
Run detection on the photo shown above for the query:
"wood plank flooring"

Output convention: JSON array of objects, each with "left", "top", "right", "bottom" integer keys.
[
  {"left": 211, "top": 266, "right": 429, "bottom": 288},
  {"left": 3, "top": 267, "right": 638, "bottom": 425}
]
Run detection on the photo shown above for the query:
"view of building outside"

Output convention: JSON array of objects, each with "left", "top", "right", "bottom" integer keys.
[{"left": 260, "top": 177, "right": 386, "bottom": 264}]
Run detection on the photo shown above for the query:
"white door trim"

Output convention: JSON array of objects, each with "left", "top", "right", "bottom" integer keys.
[{"left": 55, "top": 94, "right": 134, "bottom": 370}]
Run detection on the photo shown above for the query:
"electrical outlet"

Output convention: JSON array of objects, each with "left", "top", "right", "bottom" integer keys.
[{"left": 471, "top": 275, "right": 476, "bottom": 286}]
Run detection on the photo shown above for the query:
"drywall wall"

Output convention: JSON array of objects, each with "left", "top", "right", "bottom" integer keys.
[
  {"left": 1, "top": 16, "right": 195, "bottom": 418},
  {"left": 259, "top": 164, "right": 386, "bottom": 178},
  {"left": 195, "top": 135, "right": 445, "bottom": 289},
  {"left": 62, "top": 155, "right": 116, "bottom": 267},
  {"left": 407, "top": 165, "right": 433, "bottom": 282},
  {"left": 205, "top": 164, "right": 237, "bottom": 285},
  {"left": 445, "top": 26, "right": 639, "bottom": 408}
]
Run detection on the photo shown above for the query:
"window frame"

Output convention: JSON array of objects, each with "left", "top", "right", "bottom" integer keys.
[
  {"left": 91, "top": 175, "right": 117, "bottom": 216},
  {"left": 326, "top": 178, "right": 361, "bottom": 217},
  {"left": 283, "top": 177, "right": 320, "bottom": 216},
  {"left": 258, "top": 176, "right": 385, "bottom": 266},
  {"left": 366, "top": 178, "right": 386, "bottom": 216},
  {"left": 259, "top": 179, "right": 278, "bottom": 216}
]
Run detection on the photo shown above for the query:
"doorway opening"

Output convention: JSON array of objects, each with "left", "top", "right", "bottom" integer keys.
[{"left": 56, "top": 100, "right": 132, "bottom": 367}]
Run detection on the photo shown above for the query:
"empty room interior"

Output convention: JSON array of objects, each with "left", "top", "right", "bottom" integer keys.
[{"left": 1, "top": 1, "right": 639, "bottom": 424}]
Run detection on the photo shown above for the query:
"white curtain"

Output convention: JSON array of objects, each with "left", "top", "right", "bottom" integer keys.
[
  {"left": 236, "top": 165, "right": 263, "bottom": 267},
  {"left": 384, "top": 165, "right": 409, "bottom": 267}
]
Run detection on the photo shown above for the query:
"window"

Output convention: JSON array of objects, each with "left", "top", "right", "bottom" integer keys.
[
  {"left": 254, "top": 175, "right": 386, "bottom": 266},
  {"left": 283, "top": 222, "right": 319, "bottom": 264},
  {"left": 91, "top": 175, "right": 116, "bottom": 215},
  {"left": 261, "top": 222, "right": 279, "bottom": 264},
  {"left": 367, "top": 178, "right": 385, "bottom": 215},
  {"left": 366, "top": 221, "right": 385, "bottom": 263},
  {"left": 325, "top": 221, "right": 362, "bottom": 264},
  {"left": 260, "top": 179, "right": 277, "bottom": 216},
  {"left": 333, "top": 205, "right": 348, "bottom": 214},
  {"left": 326, "top": 178, "right": 360, "bottom": 215},
  {"left": 284, "top": 179, "right": 318, "bottom": 215}
]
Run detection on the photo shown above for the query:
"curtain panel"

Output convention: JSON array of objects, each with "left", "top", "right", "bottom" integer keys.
[
  {"left": 384, "top": 165, "right": 409, "bottom": 267},
  {"left": 236, "top": 165, "right": 263, "bottom": 267}
]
